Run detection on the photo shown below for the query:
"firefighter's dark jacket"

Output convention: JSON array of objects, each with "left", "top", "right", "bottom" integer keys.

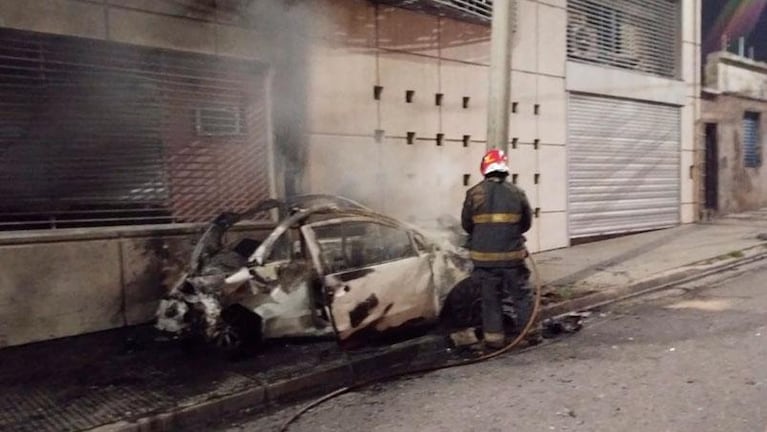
[{"left": 462, "top": 176, "right": 532, "bottom": 267}]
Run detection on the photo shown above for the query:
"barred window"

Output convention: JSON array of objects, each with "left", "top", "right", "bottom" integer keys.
[
  {"left": 744, "top": 112, "right": 762, "bottom": 168},
  {"left": 0, "top": 28, "right": 272, "bottom": 231},
  {"left": 567, "top": 0, "right": 680, "bottom": 78}
]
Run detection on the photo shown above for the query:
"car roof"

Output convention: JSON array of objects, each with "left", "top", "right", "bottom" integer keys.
[{"left": 250, "top": 203, "right": 422, "bottom": 265}]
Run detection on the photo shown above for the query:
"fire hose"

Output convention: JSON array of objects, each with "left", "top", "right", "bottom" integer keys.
[{"left": 280, "top": 250, "right": 543, "bottom": 431}]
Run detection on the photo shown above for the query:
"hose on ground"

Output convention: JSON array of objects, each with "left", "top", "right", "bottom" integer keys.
[{"left": 279, "top": 251, "right": 543, "bottom": 431}]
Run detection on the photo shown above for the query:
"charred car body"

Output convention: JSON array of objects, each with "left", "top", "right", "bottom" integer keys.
[{"left": 155, "top": 196, "right": 476, "bottom": 353}]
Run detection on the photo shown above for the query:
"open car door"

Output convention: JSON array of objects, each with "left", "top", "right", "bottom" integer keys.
[{"left": 302, "top": 217, "right": 438, "bottom": 341}]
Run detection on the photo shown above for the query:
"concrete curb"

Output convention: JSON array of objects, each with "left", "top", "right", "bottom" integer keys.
[
  {"left": 541, "top": 245, "right": 767, "bottom": 319},
  {"left": 86, "top": 338, "right": 447, "bottom": 432},
  {"left": 87, "top": 246, "right": 767, "bottom": 432}
]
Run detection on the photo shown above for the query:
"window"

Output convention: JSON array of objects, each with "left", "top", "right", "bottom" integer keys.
[
  {"left": 195, "top": 107, "right": 245, "bottom": 136},
  {"left": 567, "top": 0, "right": 680, "bottom": 78},
  {"left": 743, "top": 112, "right": 761, "bottom": 168},
  {"left": 313, "top": 221, "right": 417, "bottom": 274}
]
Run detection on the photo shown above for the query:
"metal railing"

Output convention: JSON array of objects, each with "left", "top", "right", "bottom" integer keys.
[{"left": 375, "top": 0, "right": 493, "bottom": 24}]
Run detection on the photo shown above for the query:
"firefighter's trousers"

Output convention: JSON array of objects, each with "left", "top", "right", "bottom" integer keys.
[{"left": 471, "top": 266, "right": 533, "bottom": 338}]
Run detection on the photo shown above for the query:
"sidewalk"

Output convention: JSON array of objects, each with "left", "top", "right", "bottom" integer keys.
[
  {"left": 2, "top": 212, "right": 767, "bottom": 432},
  {"left": 538, "top": 214, "right": 767, "bottom": 302}
]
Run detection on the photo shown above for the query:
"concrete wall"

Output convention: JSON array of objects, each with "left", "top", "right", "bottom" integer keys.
[
  {"left": 701, "top": 51, "right": 767, "bottom": 215},
  {"left": 302, "top": 0, "right": 569, "bottom": 253},
  {"left": 706, "top": 52, "right": 767, "bottom": 101},
  {"left": 0, "top": 0, "right": 273, "bottom": 59},
  {"left": 0, "top": 225, "right": 273, "bottom": 347},
  {"left": 700, "top": 95, "right": 767, "bottom": 214}
]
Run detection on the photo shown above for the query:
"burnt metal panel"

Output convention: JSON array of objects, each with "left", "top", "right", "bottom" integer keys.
[{"left": 0, "top": 28, "right": 272, "bottom": 230}]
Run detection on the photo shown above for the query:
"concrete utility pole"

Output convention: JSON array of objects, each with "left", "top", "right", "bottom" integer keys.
[{"left": 486, "top": 0, "right": 514, "bottom": 152}]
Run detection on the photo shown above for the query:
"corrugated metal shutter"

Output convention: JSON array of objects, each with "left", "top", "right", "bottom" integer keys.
[
  {"left": 568, "top": 94, "right": 680, "bottom": 238},
  {"left": 0, "top": 28, "right": 273, "bottom": 230},
  {"left": 743, "top": 112, "right": 761, "bottom": 168},
  {"left": 567, "top": 0, "right": 680, "bottom": 78}
]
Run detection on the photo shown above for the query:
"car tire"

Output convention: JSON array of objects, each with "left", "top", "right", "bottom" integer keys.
[
  {"left": 216, "top": 304, "right": 263, "bottom": 360},
  {"left": 442, "top": 277, "right": 482, "bottom": 329},
  {"left": 213, "top": 324, "right": 243, "bottom": 356}
]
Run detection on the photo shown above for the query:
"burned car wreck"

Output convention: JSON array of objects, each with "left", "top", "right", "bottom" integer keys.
[{"left": 155, "top": 195, "right": 477, "bottom": 353}]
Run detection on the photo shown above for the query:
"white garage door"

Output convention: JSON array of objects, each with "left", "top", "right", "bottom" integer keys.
[{"left": 568, "top": 94, "right": 681, "bottom": 238}]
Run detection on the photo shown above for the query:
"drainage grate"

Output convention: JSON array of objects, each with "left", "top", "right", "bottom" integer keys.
[
  {"left": 0, "top": 376, "right": 173, "bottom": 432},
  {"left": 0, "top": 367, "right": 264, "bottom": 432},
  {"left": 0, "top": 332, "right": 342, "bottom": 432}
]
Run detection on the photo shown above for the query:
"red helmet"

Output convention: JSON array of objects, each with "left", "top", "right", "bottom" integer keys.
[{"left": 480, "top": 149, "right": 510, "bottom": 176}]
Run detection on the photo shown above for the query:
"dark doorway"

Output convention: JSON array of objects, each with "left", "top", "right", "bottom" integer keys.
[{"left": 704, "top": 123, "right": 718, "bottom": 210}]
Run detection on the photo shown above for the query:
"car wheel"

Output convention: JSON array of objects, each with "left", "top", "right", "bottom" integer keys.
[
  {"left": 442, "top": 277, "right": 482, "bottom": 329},
  {"left": 213, "top": 324, "right": 243, "bottom": 353},
  {"left": 216, "top": 304, "right": 263, "bottom": 360}
]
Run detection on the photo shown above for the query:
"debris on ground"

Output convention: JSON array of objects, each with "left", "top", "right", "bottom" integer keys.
[{"left": 542, "top": 313, "right": 586, "bottom": 339}]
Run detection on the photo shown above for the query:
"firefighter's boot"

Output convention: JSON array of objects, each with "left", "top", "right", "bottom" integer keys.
[{"left": 483, "top": 331, "right": 506, "bottom": 350}]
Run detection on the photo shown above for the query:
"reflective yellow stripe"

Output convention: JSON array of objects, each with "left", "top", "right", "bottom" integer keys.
[
  {"left": 472, "top": 213, "right": 521, "bottom": 224},
  {"left": 470, "top": 250, "right": 527, "bottom": 261}
]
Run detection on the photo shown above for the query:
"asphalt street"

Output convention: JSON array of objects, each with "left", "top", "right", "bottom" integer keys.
[{"left": 214, "top": 260, "right": 767, "bottom": 432}]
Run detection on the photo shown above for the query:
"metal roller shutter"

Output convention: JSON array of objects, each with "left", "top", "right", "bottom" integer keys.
[
  {"left": 0, "top": 28, "right": 273, "bottom": 230},
  {"left": 568, "top": 94, "right": 680, "bottom": 238}
]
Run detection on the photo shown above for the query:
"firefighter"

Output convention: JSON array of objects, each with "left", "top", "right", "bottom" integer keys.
[{"left": 461, "top": 148, "right": 533, "bottom": 349}]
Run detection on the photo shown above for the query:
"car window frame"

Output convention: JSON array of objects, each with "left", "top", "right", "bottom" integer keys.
[{"left": 301, "top": 216, "right": 420, "bottom": 276}]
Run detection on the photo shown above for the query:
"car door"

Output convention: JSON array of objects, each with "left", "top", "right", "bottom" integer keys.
[{"left": 301, "top": 218, "right": 438, "bottom": 341}]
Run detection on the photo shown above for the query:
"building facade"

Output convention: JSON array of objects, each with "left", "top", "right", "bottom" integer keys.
[
  {"left": 304, "top": 0, "right": 701, "bottom": 249},
  {"left": 0, "top": 0, "right": 700, "bottom": 347},
  {"left": 700, "top": 51, "right": 767, "bottom": 216}
]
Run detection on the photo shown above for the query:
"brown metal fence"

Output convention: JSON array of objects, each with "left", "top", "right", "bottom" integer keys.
[{"left": 0, "top": 28, "right": 273, "bottom": 230}]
